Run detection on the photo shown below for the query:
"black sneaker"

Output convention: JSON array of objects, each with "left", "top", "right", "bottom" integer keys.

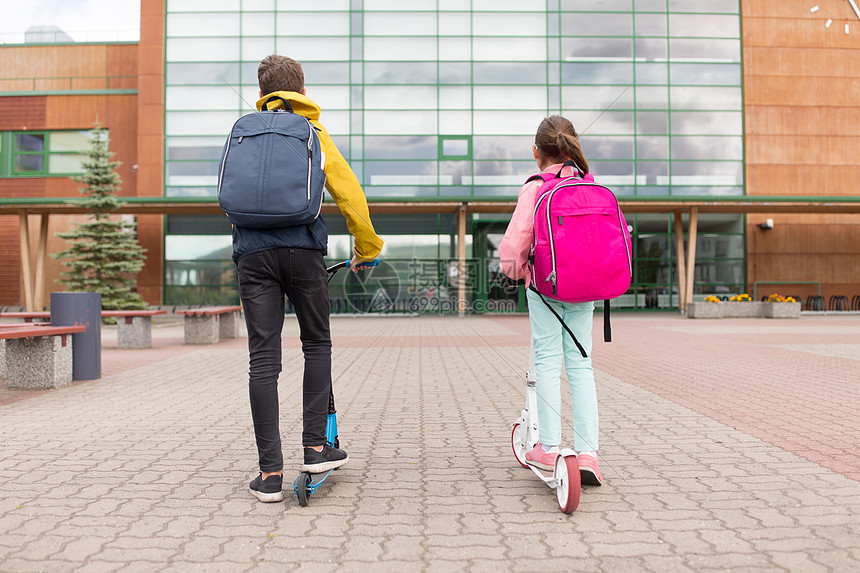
[
  {"left": 249, "top": 473, "right": 284, "bottom": 503},
  {"left": 302, "top": 445, "right": 349, "bottom": 474}
]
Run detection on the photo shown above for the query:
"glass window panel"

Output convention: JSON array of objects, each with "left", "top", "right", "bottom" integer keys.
[
  {"left": 365, "top": 0, "right": 436, "bottom": 9},
  {"left": 276, "top": 37, "right": 349, "bottom": 61},
  {"left": 564, "top": 111, "right": 634, "bottom": 135},
  {"left": 663, "top": 161, "right": 742, "bottom": 186},
  {"left": 562, "top": 37, "right": 632, "bottom": 59},
  {"left": 669, "top": 63, "right": 740, "bottom": 85},
  {"left": 473, "top": 13, "right": 546, "bottom": 36},
  {"left": 635, "top": 86, "right": 668, "bottom": 109},
  {"left": 276, "top": 0, "right": 348, "bottom": 10},
  {"left": 669, "top": 39, "right": 740, "bottom": 62},
  {"left": 473, "top": 86, "right": 546, "bottom": 110},
  {"left": 14, "top": 155, "right": 44, "bottom": 172},
  {"left": 439, "top": 111, "right": 472, "bottom": 135},
  {"left": 473, "top": 160, "right": 535, "bottom": 180},
  {"left": 591, "top": 161, "right": 635, "bottom": 186},
  {"left": 166, "top": 161, "right": 220, "bottom": 186},
  {"left": 365, "top": 62, "right": 437, "bottom": 84},
  {"left": 276, "top": 13, "right": 349, "bottom": 36},
  {"left": 635, "top": 13, "right": 667, "bottom": 36},
  {"left": 636, "top": 38, "right": 667, "bottom": 59},
  {"left": 165, "top": 187, "right": 218, "bottom": 197},
  {"left": 636, "top": 161, "right": 669, "bottom": 184},
  {"left": 439, "top": 86, "right": 471, "bottom": 109},
  {"left": 364, "top": 38, "right": 437, "bottom": 61},
  {"left": 473, "top": 136, "right": 533, "bottom": 160},
  {"left": 240, "top": 87, "right": 262, "bottom": 111},
  {"left": 168, "top": 0, "right": 240, "bottom": 11},
  {"left": 637, "top": 111, "right": 668, "bottom": 134},
  {"left": 302, "top": 62, "right": 350, "bottom": 85},
  {"left": 562, "top": 85, "right": 634, "bottom": 110},
  {"left": 242, "top": 38, "right": 276, "bottom": 61},
  {"left": 637, "top": 136, "right": 669, "bottom": 159},
  {"left": 668, "top": 0, "right": 739, "bottom": 14},
  {"left": 671, "top": 136, "right": 743, "bottom": 160},
  {"left": 474, "top": 63, "right": 546, "bottom": 84},
  {"left": 636, "top": 0, "right": 666, "bottom": 10},
  {"left": 474, "top": 111, "right": 546, "bottom": 135},
  {"left": 635, "top": 62, "right": 668, "bottom": 84},
  {"left": 671, "top": 112, "right": 742, "bottom": 135},
  {"left": 365, "top": 111, "right": 436, "bottom": 135},
  {"left": 365, "top": 136, "right": 437, "bottom": 160},
  {"left": 440, "top": 161, "right": 471, "bottom": 185},
  {"left": 167, "top": 86, "right": 239, "bottom": 111},
  {"left": 439, "top": 38, "right": 471, "bottom": 61},
  {"left": 581, "top": 136, "right": 634, "bottom": 160},
  {"left": 165, "top": 236, "right": 233, "bottom": 260},
  {"left": 671, "top": 86, "right": 742, "bottom": 110},
  {"left": 243, "top": 0, "right": 275, "bottom": 9},
  {"left": 562, "top": 0, "right": 632, "bottom": 11},
  {"left": 364, "top": 86, "right": 437, "bottom": 110},
  {"left": 321, "top": 111, "right": 349, "bottom": 135},
  {"left": 167, "top": 38, "right": 239, "bottom": 62},
  {"left": 562, "top": 62, "right": 632, "bottom": 84},
  {"left": 473, "top": 38, "right": 546, "bottom": 62},
  {"left": 365, "top": 161, "right": 441, "bottom": 186},
  {"left": 167, "top": 13, "right": 239, "bottom": 37},
  {"left": 474, "top": 0, "right": 547, "bottom": 11},
  {"left": 167, "top": 63, "right": 240, "bottom": 85},
  {"left": 442, "top": 140, "right": 469, "bottom": 156},
  {"left": 48, "top": 131, "right": 89, "bottom": 152},
  {"left": 440, "top": 63, "right": 471, "bottom": 84},
  {"left": 166, "top": 111, "right": 241, "bottom": 136},
  {"left": 668, "top": 14, "right": 740, "bottom": 38},
  {"left": 167, "top": 141, "right": 225, "bottom": 160},
  {"left": 307, "top": 86, "right": 350, "bottom": 110},
  {"left": 439, "top": 13, "right": 471, "bottom": 36},
  {"left": 48, "top": 154, "right": 85, "bottom": 174},
  {"left": 561, "top": 13, "right": 632, "bottom": 36},
  {"left": 15, "top": 134, "right": 44, "bottom": 152},
  {"left": 365, "top": 13, "right": 436, "bottom": 35}
]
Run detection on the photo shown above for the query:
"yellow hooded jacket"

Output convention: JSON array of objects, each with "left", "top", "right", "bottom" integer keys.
[{"left": 255, "top": 91, "right": 384, "bottom": 261}]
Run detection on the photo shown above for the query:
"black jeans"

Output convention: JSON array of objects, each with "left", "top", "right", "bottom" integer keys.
[{"left": 237, "top": 248, "right": 332, "bottom": 473}]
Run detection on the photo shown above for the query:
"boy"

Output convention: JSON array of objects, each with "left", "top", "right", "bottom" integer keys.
[{"left": 236, "top": 54, "right": 383, "bottom": 502}]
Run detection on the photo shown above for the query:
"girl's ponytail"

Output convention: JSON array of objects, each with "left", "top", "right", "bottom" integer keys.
[{"left": 535, "top": 115, "right": 589, "bottom": 175}]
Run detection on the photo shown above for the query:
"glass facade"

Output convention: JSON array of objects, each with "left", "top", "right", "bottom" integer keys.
[{"left": 163, "top": 0, "right": 745, "bottom": 309}]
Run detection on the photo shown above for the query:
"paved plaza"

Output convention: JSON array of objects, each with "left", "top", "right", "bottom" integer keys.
[{"left": 1, "top": 313, "right": 858, "bottom": 572}]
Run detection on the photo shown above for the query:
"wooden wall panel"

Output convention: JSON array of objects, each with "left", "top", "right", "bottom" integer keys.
[
  {"left": 0, "top": 44, "right": 137, "bottom": 84},
  {"left": 0, "top": 216, "right": 21, "bottom": 306},
  {"left": 742, "top": 0, "right": 860, "bottom": 299},
  {"left": 0, "top": 96, "right": 46, "bottom": 130}
]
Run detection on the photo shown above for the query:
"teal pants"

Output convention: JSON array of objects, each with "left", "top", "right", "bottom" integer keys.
[{"left": 527, "top": 289, "right": 599, "bottom": 452}]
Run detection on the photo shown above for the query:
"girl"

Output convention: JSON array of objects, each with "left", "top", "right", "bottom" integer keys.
[{"left": 499, "top": 115, "right": 602, "bottom": 486}]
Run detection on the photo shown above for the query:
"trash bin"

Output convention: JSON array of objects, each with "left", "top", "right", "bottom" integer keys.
[{"left": 50, "top": 292, "right": 101, "bottom": 381}]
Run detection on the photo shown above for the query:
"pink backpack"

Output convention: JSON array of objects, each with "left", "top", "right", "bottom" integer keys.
[{"left": 527, "top": 161, "right": 633, "bottom": 356}]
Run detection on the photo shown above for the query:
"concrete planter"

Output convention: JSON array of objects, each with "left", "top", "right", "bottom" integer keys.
[
  {"left": 764, "top": 301, "right": 801, "bottom": 319},
  {"left": 687, "top": 301, "right": 801, "bottom": 319}
]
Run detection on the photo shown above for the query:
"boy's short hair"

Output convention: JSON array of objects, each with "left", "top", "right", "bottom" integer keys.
[{"left": 258, "top": 54, "right": 304, "bottom": 95}]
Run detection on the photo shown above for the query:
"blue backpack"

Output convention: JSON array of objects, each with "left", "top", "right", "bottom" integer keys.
[{"left": 217, "top": 96, "right": 326, "bottom": 228}]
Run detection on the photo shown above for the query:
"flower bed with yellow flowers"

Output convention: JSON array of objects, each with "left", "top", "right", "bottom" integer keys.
[{"left": 688, "top": 293, "right": 800, "bottom": 319}]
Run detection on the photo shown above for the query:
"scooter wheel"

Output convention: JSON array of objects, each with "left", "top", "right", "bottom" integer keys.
[
  {"left": 554, "top": 454, "right": 581, "bottom": 514},
  {"left": 297, "top": 472, "right": 311, "bottom": 507},
  {"left": 333, "top": 437, "right": 340, "bottom": 449},
  {"left": 511, "top": 424, "right": 528, "bottom": 468}
]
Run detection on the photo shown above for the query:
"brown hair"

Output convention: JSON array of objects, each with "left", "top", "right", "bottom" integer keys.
[
  {"left": 534, "top": 115, "right": 589, "bottom": 174},
  {"left": 258, "top": 54, "right": 304, "bottom": 95}
]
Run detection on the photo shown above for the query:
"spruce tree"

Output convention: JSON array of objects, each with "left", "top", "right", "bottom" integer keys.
[{"left": 52, "top": 123, "right": 147, "bottom": 310}]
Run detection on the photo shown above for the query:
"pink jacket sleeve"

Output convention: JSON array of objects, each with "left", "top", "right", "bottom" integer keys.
[{"left": 498, "top": 179, "right": 541, "bottom": 288}]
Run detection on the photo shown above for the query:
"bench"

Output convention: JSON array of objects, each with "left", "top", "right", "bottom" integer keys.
[
  {"left": 0, "top": 309, "right": 167, "bottom": 349},
  {"left": 0, "top": 324, "right": 86, "bottom": 390},
  {"left": 101, "top": 310, "right": 167, "bottom": 349},
  {"left": 177, "top": 306, "right": 243, "bottom": 345}
]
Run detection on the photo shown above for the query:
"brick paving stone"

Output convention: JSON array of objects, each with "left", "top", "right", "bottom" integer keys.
[{"left": 0, "top": 315, "right": 858, "bottom": 572}]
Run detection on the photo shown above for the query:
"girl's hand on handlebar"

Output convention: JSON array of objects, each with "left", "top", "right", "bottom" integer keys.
[{"left": 349, "top": 256, "right": 377, "bottom": 272}]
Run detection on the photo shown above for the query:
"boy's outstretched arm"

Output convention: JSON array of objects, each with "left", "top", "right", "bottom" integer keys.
[{"left": 314, "top": 123, "right": 384, "bottom": 265}]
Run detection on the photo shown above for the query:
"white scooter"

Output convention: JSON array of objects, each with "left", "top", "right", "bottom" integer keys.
[{"left": 510, "top": 343, "right": 581, "bottom": 513}]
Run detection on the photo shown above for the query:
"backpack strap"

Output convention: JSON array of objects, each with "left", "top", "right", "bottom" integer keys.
[
  {"left": 603, "top": 300, "right": 611, "bottom": 342},
  {"left": 529, "top": 286, "right": 588, "bottom": 358},
  {"left": 556, "top": 159, "right": 585, "bottom": 180},
  {"left": 261, "top": 95, "right": 293, "bottom": 112}
]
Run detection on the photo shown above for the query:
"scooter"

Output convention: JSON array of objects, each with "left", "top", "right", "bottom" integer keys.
[
  {"left": 510, "top": 342, "right": 581, "bottom": 513},
  {"left": 291, "top": 258, "right": 379, "bottom": 507}
]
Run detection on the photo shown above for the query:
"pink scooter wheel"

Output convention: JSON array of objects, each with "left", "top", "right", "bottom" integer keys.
[
  {"left": 511, "top": 424, "right": 529, "bottom": 468},
  {"left": 555, "top": 454, "right": 581, "bottom": 513}
]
